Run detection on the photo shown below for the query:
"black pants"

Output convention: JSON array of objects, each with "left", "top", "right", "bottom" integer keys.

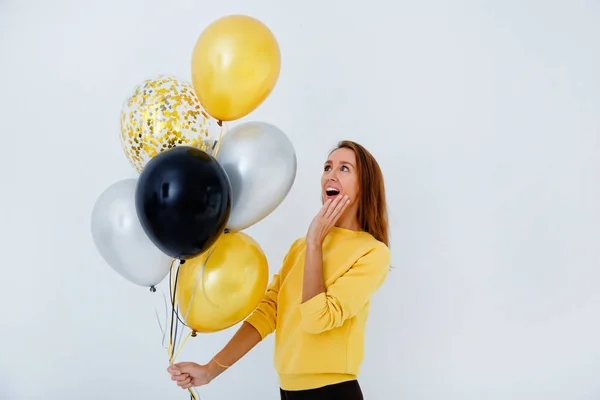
[{"left": 280, "top": 380, "right": 363, "bottom": 400}]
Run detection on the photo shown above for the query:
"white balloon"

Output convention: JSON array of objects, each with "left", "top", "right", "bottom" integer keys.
[
  {"left": 216, "top": 121, "right": 297, "bottom": 231},
  {"left": 91, "top": 179, "right": 172, "bottom": 287}
]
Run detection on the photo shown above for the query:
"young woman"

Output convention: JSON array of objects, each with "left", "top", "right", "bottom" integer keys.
[{"left": 168, "top": 140, "right": 390, "bottom": 400}]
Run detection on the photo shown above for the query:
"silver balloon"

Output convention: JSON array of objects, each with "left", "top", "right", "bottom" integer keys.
[
  {"left": 91, "top": 179, "right": 172, "bottom": 287},
  {"left": 216, "top": 121, "right": 297, "bottom": 231}
]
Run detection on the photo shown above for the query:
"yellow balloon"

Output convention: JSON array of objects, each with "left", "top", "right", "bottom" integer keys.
[
  {"left": 176, "top": 231, "right": 269, "bottom": 333},
  {"left": 191, "top": 15, "right": 281, "bottom": 122}
]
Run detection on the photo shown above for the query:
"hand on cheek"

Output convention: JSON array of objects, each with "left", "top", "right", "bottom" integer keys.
[{"left": 306, "top": 195, "right": 350, "bottom": 246}]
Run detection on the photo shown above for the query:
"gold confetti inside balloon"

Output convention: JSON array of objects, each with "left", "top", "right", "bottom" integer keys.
[{"left": 120, "top": 75, "right": 219, "bottom": 172}]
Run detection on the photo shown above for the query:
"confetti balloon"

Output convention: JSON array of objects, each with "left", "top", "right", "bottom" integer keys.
[{"left": 120, "top": 75, "right": 220, "bottom": 172}]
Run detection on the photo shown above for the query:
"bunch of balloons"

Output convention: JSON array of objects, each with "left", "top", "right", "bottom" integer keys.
[{"left": 91, "top": 15, "right": 295, "bottom": 338}]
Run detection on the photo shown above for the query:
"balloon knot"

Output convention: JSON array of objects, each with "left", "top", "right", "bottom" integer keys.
[
  {"left": 149, "top": 286, "right": 157, "bottom": 293},
  {"left": 217, "top": 120, "right": 223, "bottom": 127},
  {"left": 191, "top": 331, "right": 197, "bottom": 337}
]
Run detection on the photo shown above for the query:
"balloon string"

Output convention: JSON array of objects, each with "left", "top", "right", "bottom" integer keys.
[
  {"left": 171, "top": 331, "right": 199, "bottom": 400},
  {"left": 168, "top": 260, "right": 200, "bottom": 400},
  {"left": 174, "top": 250, "right": 217, "bottom": 400},
  {"left": 175, "top": 269, "right": 186, "bottom": 352},
  {"left": 212, "top": 121, "right": 228, "bottom": 157},
  {"left": 171, "top": 331, "right": 193, "bottom": 363},
  {"left": 151, "top": 264, "right": 197, "bottom": 398},
  {"left": 153, "top": 286, "right": 169, "bottom": 349},
  {"left": 169, "top": 262, "right": 191, "bottom": 328},
  {"left": 168, "top": 260, "right": 180, "bottom": 364}
]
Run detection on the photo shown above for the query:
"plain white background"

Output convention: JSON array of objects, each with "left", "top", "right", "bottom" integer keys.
[{"left": 1, "top": 0, "right": 599, "bottom": 399}]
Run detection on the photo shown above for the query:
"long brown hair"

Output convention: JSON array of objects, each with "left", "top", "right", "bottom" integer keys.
[{"left": 333, "top": 140, "right": 389, "bottom": 247}]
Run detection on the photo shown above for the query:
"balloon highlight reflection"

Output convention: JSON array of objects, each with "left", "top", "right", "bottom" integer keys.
[
  {"left": 191, "top": 15, "right": 281, "bottom": 122},
  {"left": 91, "top": 179, "right": 172, "bottom": 287},
  {"left": 135, "top": 146, "right": 232, "bottom": 260},
  {"left": 217, "top": 121, "right": 296, "bottom": 231},
  {"left": 176, "top": 232, "right": 269, "bottom": 333}
]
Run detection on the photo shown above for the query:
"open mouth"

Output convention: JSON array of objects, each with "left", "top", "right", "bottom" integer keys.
[{"left": 325, "top": 187, "right": 341, "bottom": 197}]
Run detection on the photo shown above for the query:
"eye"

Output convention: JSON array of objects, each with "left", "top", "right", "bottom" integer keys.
[
  {"left": 324, "top": 165, "right": 332, "bottom": 171},
  {"left": 341, "top": 165, "right": 349, "bottom": 172}
]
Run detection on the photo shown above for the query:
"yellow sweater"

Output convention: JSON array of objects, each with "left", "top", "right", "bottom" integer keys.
[{"left": 245, "top": 226, "right": 391, "bottom": 391}]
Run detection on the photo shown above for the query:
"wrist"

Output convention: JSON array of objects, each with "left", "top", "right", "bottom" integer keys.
[
  {"left": 305, "top": 239, "right": 323, "bottom": 249},
  {"left": 207, "top": 358, "right": 228, "bottom": 378}
]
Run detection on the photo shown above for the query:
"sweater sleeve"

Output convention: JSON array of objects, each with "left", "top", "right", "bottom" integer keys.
[
  {"left": 245, "top": 273, "right": 280, "bottom": 340},
  {"left": 298, "top": 242, "right": 390, "bottom": 334},
  {"left": 245, "top": 239, "right": 302, "bottom": 339}
]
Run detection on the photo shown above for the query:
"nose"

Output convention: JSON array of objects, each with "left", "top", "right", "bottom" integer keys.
[{"left": 327, "top": 169, "right": 338, "bottom": 181}]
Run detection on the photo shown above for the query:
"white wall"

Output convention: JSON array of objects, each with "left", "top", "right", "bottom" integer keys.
[{"left": 1, "top": 0, "right": 599, "bottom": 399}]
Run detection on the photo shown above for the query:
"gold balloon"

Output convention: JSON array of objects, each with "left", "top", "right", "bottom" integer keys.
[
  {"left": 176, "top": 231, "right": 269, "bottom": 333},
  {"left": 191, "top": 15, "right": 281, "bottom": 122},
  {"left": 120, "top": 75, "right": 220, "bottom": 172}
]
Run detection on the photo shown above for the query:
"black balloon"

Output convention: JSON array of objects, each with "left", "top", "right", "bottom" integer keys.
[{"left": 135, "top": 146, "right": 232, "bottom": 259}]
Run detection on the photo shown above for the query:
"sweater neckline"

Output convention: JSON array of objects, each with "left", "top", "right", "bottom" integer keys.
[{"left": 330, "top": 226, "right": 366, "bottom": 236}]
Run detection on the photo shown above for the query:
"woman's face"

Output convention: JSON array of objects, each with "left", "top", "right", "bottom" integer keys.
[{"left": 321, "top": 148, "right": 360, "bottom": 206}]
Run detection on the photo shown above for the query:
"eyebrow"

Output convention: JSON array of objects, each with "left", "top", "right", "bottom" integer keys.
[{"left": 324, "top": 160, "right": 355, "bottom": 167}]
